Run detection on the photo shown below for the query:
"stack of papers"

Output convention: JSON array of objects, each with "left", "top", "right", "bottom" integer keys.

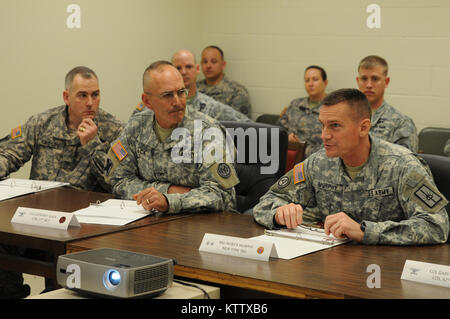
[
  {"left": 0, "top": 178, "right": 69, "bottom": 201},
  {"left": 74, "top": 199, "right": 153, "bottom": 226},
  {"left": 251, "top": 225, "right": 350, "bottom": 259}
]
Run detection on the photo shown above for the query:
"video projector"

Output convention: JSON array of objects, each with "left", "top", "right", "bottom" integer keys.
[{"left": 57, "top": 248, "right": 174, "bottom": 298}]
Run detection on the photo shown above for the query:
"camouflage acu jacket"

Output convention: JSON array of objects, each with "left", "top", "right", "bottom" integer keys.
[
  {"left": 197, "top": 75, "right": 252, "bottom": 116},
  {"left": 371, "top": 101, "right": 418, "bottom": 152},
  {"left": 253, "top": 136, "right": 449, "bottom": 245},
  {"left": 279, "top": 96, "right": 323, "bottom": 157},
  {"left": 0, "top": 105, "right": 124, "bottom": 192},
  {"left": 107, "top": 107, "right": 238, "bottom": 214}
]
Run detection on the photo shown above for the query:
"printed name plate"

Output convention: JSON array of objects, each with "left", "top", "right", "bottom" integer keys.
[
  {"left": 11, "top": 207, "right": 80, "bottom": 230},
  {"left": 199, "top": 233, "right": 278, "bottom": 261},
  {"left": 401, "top": 259, "right": 450, "bottom": 288}
]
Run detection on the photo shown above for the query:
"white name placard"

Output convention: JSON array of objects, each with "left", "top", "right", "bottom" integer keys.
[
  {"left": 199, "top": 233, "right": 278, "bottom": 261},
  {"left": 401, "top": 259, "right": 450, "bottom": 289},
  {"left": 11, "top": 207, "right": 80, "bottom": 230}
]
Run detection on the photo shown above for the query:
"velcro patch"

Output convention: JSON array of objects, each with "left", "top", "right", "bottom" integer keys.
[
  {"left": 293, "top": 163, "right": 305, "bottom": 184},
  {"left": 11, "top": 126, "right": 22, "bottom": 139},
  {"left": 415, "top": 185, "right": 442, "bottom": 208},
  {"left": 112, "top": 140, "right": 128, "bottom": 161}
]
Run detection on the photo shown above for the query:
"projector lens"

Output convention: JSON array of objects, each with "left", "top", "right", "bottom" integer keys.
[{"left": 108, "top": 270, "right": 121, "bottom": 286}]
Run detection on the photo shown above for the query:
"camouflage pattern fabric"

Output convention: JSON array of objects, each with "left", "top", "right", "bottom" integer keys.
[
  {"left": 107, "top": 107, "right": 238, "bottom": 214},
  {"left": 370, "top": 101, "right": 418, "bottom": 152},
  {"left": 253, "top": 136, "right": 449, "bottom": 245},
  {"left": 197, "top": 75, "right": 252, "bottom": 116},
  {"left": 278, "top": 96, "right": 323, "bottom": 157},
  {"left": 0, "top": 105, "right": 124, "bottom": 192},
  {"left": 131, "top": 92, "right": 252, "bottom": 123},
  {"left": 190, "top": 92, "right": 252, "bottom": 122}
]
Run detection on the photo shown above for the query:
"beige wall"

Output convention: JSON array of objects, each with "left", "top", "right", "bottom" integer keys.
[
  {"left": 2, "top": 0, "right": 450, "bottom": 178},
  {"left": 198, "top": 0, "right": 450, "bottom": 131}
]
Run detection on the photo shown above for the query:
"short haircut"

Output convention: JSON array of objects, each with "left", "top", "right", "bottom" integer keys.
[
  {"left": 358, "top": 55, "right": 388, "bottom": 75},
  {"left": 65, "top": 66, "right": 97, "bottom": 91},
  {"left": 304, "top": 65, "right": 327, "bottom": 81},
  {"left": 321, "top": 88, "right": 372, "bottom": 121},
  {"left": 142, "top": 60, "right": 173, "bottom": 89},
  {"left": 203, "top": 45, "right": 224, "bottom": 59}
]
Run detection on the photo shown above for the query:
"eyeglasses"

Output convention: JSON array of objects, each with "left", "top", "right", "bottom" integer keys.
[{"left": 145, "top": 88, "right": 188, "bottom": 101}]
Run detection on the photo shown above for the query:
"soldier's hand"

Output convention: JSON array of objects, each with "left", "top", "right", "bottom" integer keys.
[
  {"left": 133, "top": 187, "right": 169, "bottom": 213},
  {"left": 324, "top": 212, "right": 364, "bottom": 242},
  {"left": 77, "top": 118, "right": 98, "bottom": 145},
  {"left": 288, "top": 133, "right": 301, "bottom": 144},
  {"left": 275, "top": 203, "right": 303, "bottom": 229}
]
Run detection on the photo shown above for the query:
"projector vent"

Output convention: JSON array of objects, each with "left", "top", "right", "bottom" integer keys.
[{"left": 134, "top": 264, "right": 169, "bottom": 294}]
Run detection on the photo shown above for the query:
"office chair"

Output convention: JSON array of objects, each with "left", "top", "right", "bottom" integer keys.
[
  {"left": 255, "top": 113, "right": 281, "bottom": 126},
  {"left": 419, "top": 153, "right": 450, "bottom": 243},
  {"left": 418, "top": 127, "right": 450, "bottom": 156},
  {"left": 286, "top": 140, "right": 307, "bottom": 172},
  {"left": 220, "top": 121, "right": 288, "bottom": 213}
]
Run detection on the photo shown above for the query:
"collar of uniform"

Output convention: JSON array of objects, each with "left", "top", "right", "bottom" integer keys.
[{"left": 51, "top": 105, "right": 79, "bottom": 142}]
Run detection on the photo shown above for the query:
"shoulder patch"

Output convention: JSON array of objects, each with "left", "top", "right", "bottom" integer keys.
[
  {"left": 277, "top": 176, "right": 291, "bottom": 188},
  {"left": 11, "top": 126, "right": 22, "bottom": 139},
  {"left": 217, "top": 163, "right": 231, "bottom": 178},
  {"left": 112, "top": 140, "right": 128, "bottom": 161},
  {"left": 135, "top": 101, "right": 145, "bottom": 111},
  {"left": 414, "top": 185, "right": 443, "bottom": 209},
  {"left": 293, "top": 162, "right": 305, "bottom": 184}
]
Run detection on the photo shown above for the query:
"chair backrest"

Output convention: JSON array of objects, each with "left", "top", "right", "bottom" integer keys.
[
  {"left": 220, "top": 121, "right": 288, "bottom": 213},
  {"left": 418, "top": 127, "right": 450, "bottom": 156},
  {"left": 255, "top": 113, "right": 280, "bottom": 126},
  {"left": 418, "top": 153, "right": 450, "bottom": 243}
]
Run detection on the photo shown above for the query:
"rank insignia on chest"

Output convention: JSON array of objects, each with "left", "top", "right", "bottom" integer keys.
[
  {"left": 112, "top": 140, "right": 128, "bottom": 161},
  {"left": 293, "top": 162, "right": 305, "bottom": 184},
  {"left": 11, "top": 126, "right": 22, "bottom": 139}
]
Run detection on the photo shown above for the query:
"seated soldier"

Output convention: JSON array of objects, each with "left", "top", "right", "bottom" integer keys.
[
  {"left": 106, "top": 61, "right": 238, "bottom": 214},
  {"left": 254, "top": 88, "right": 448, "bottom": 245}
]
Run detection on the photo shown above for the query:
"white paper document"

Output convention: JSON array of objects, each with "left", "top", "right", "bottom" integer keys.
[
  {"left": 74, "top": 199, "right": 153, "bottom": 226},
  {"left": 250, "top": 225, "right": 350, "bottom": 260},
  {"left": 0, "top": 178, "right": 68, "bottom": 201}
]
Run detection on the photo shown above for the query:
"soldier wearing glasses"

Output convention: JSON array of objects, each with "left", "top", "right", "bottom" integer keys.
[{"left": 106, "top": 61, "right": 238, "bottom": 214}]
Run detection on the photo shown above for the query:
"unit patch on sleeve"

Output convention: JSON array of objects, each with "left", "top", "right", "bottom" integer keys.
[
  {"left": 112, "top": 140, "right": 128, "bottom": 161},
  {"left": 414, "top": 185, "right": 442, "bottom": 208},
  {"left": 11, "top": 126, "right": 22, "bottom": 139},
  {"left": 293, "top": 162, "right": 305, "bottom": 184}
]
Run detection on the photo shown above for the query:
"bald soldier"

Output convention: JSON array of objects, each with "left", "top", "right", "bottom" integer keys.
[
  {"left": 107, "top": 61, "right": 238, "bottom": 214},
  {"left": 253, "top": 88, "right": 448, "bottom": 245}
]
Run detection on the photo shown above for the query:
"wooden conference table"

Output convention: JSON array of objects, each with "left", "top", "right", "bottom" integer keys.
[
  {"left": 67, "top": 211, "right": 450, "bottom": 299},
  {"left": 0, "top": 187, "right": 191, "bottom": 287}
]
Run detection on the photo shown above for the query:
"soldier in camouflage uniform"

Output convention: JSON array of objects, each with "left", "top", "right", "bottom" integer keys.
[
  {"left": 0, "top": 66, "right": 123, "bottom": 298},
  {"left": 357, "top": 55, "right": 418, "bottom": 152},
  {"left": 197, "top": 46, "right": 252, "bottom": 116},
  {"left": 131, "top": 50, "right": 252, "bottom": 123},
  {"left": 106, "top": 61, "right": 238, "bottom": 214},
  {"left": 279, "top": 65, "right": 328, "bottom": 157},
  {"left": 254, "top": 89, "right": 449, "bottom": 245},
  {"left": 0, "top": 66, "right": 123, "bottom": 192}
]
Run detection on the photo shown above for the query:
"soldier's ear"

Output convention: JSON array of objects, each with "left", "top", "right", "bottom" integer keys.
[
  {"left": 63, "top": 90, "right": 70, "bottom": 105},
  {"left": 360, "top": 118, "right": 371, "bottom": 137}
]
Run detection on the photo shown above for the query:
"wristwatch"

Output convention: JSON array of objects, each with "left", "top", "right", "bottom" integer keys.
[{"left": 360, "top": 221, "right": 366, "bottom": 232}]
